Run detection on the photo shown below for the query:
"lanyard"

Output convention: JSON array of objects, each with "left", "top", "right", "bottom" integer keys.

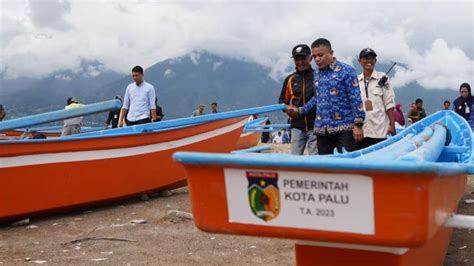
[{"left": 364, "top": 78, "right": 370, "bottom": 98}]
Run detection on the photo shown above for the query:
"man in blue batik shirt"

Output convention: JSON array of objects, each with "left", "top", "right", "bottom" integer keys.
[{"left": 286, "top": 38, "right": 365, "bottom": 154}]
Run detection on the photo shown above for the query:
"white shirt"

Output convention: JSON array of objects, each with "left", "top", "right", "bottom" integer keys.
[
  {"left": 358, "top": 70, "right": 396, "bottom": 139},
  {"left": 123, "top": 81, "right": 156, "bottom": 122},
  {"left": 273, "top": 134, "right": 283, "bottom": 144}
]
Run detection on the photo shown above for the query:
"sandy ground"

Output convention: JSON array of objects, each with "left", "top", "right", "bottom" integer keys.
[{"left": 0, "top": 144, "right": 473, "bottom": 265}]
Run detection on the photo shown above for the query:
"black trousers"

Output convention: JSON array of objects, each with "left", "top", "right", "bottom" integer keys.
[
  {"left": 356, "top": 137, "right": 386, "bottom": 150},
  {"left": 126, "top": 118, "right": 151, "bottom": 126},
  {"left": 317, "top": 131, "right": 356, "bottom": 155}
]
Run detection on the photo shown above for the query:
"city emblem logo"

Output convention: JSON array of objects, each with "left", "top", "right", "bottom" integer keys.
[{"left": 246, "top": 171, "right": 281, "bottom": 222}]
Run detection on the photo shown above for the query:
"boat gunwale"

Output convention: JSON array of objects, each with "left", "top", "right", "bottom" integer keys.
[{"left": 173, "top": 152, "right": 470, "bottom": 176}]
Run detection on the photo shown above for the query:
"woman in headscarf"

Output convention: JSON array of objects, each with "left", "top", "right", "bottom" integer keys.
[
  {"left": 393, "top": 103, "right": 405, "bottom": 129},
  {"left": 453, "top": 83, "right": 474, "bottom": 126},
  {"left": 453, "top": 83, "right": 473, "bottom": 119}
]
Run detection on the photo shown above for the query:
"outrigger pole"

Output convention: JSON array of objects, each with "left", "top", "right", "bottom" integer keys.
[{"left": 0, "top": 100, "right": 122, "bottom": 132}]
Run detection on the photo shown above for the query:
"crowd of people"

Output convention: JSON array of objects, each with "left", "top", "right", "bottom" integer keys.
[
  {"left": 61, "top": 65, "right": 219, "bottom": 136},
  {"left": 270, "top": 128, "right": 291, "bottom": 144},
  {"left": 191, "top": 102, "right": 219, "bottom": 117},
  {"left": 279, "top": 38, "right": 472, "bottom": 155}
]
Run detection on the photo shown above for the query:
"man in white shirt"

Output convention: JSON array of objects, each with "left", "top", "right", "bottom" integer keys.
[
  {"left": 273, "top": 131, "right": 283, "bottom": 144},
  {"left": 118, "top": 66, "right": 157, "bottom": 127},
  {"left": 357, "top": 48, "right": 396, "bottom": 149}
]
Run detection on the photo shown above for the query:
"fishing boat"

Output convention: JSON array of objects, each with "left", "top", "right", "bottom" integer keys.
[
  {"left": 234, "top": 117, "right": 268, "bottom": 150},
  {"left": 0, "top": 104, "right": 284, "bottom": 221},
  {"left": 174, "top": 110, "right": 474, "bottom": 266}
]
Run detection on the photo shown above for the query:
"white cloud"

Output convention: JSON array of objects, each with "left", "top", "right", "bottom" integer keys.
[
  {"left": 268, "top": 52, "right": 293, "bottom": 81},
  {"left": 54, "top": 73, "right": 72, "bottom": 81},
  {"left": 391, "top": 39, "right": 473, "bottom": 90},
  {"left": 168, "top": 57, "right": 182, "bottom": 65},
  {"left": 84, "top": 64, "right": 104, "bottom": 77},
  {"left": 189, "top": 51, "right": 201, "bottom": 65},
  {"left": 28, "top": 0, "right": 72, "bottom": 31},
  {"left": 0, "top": 0, "right": 473, "bottom": 90},
  {"left": 0, "top": 0, "right": 31, "bottom": 48},
  {"left": 163, "top": 69, "right": 175, "bottom": 78},
  {"left": 212, "top": 61, "right": 223, "bottom": 71}
]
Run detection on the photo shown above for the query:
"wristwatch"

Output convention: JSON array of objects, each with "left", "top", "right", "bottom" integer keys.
[
  {"left": 354, "top": 122, "right": 364, "bottom": 128},
  {"left": 298, "top": 107, "right": 304, "bottom": 116}
]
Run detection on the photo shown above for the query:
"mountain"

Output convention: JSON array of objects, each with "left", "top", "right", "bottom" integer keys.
[
  {"left": 0, "top": 51, "right": 461, "bottom": 125},
  {"left": 96, "top": 50, "right": 281, "bottom": 119},
  {"left": 394, "top": 83, "right": 458, "bottom": 113},
  {"left": 0, "top": 59, "right": 123, "bottom": 118}
]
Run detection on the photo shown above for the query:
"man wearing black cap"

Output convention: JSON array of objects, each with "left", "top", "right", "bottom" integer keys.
[
  {"left": 357, "top": 48, "right": 396, "bottom": 149},
  {"left": 278, "top": 44, "right": 317, "bottom": 155}
]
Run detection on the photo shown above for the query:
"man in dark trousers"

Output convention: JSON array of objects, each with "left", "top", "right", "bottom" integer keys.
[
  {"left": 105, "top": 96, "right": 122, "bottom": 129},
  {"left": 155, "top": 97, "right": 164, "bottom": 121},
  {"left": 279, "top": 44, "right": 317, "bottom": 155},
  {"left": 261, "top": 118, "right": 271, "bottom": 143}
]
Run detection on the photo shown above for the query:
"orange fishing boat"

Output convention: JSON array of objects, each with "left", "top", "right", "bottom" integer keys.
[
  {"left": 234, "top": 117, "right": 268, "bottom": 150},
  {"left": 174, "top": 111, "right": 473, "bottom": 266},
  {"left": 0, "top": 104, "right": 284, "bottom": 221}
]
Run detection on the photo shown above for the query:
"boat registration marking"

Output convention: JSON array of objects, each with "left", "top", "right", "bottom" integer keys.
[{"left": 224, "top": 169, "right": 374, "bottom": 235}]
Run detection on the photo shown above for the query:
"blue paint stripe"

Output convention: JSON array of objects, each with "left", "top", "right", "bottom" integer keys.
[{"left": 67, "top": 104, "right": 284, "bottom": 139}]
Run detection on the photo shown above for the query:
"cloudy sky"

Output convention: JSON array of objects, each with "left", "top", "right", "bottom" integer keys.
[{"left": 1, "top": 0, "right": 473, "bottom": 90}]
